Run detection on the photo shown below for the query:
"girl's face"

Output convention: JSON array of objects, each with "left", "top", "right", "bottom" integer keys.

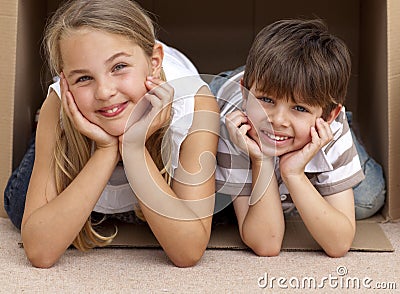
[
  {"left": 60, "top": 28, "right": 162, "bottom": 136},
  {"left": 244, "top": 85, "right": 324, "bottom": 157}
]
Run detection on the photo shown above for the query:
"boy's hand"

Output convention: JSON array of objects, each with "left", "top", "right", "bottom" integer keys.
[
  {"left": 279, "top": 118, "right": 333, "bottom": 179},
  {"left": 60, "top": 74, "right": 119, "bottom": 150},
  {"left": 225, "top": 110, "right": 265, "bottom": 162}
]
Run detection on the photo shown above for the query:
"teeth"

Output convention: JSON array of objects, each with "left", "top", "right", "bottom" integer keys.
[
  {"left": 266, "top": 132, "right": 289, "bottom": 141},
  {"left": 105, "top": 107, "right": 118, "bottom": 114}
]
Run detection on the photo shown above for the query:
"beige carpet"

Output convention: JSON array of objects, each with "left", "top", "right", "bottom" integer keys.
[{"left": 0, "top": 217, "right": 398, "bottom": 293}]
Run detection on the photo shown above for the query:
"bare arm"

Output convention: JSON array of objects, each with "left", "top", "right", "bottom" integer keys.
[
  {"left": 282, "top": 175, "right": 355, "bottom": 257},
  {"left": 233, "top": 161, "right": 285, "bottom": 256},
  {"left": 279, "top": 118, "right": 355, "bottom": 257},
  {"left": 21, "top": 91, "right": 119, "bottom": 268},
  {"left": 224, "top": 110, "right": 285, "bottom": 256},
  {"left": 123, "top": 85, "right": 219, "bottom": 267}
]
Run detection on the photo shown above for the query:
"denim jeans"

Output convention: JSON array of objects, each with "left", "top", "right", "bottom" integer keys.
[
  {"left": 209, "top": 68, "right": 386, "bottom": 220},
  {"left": 346, "top": 112, "right": 386, "bottom": 219},
  {"left": 4, "top": 133, "right": 35, "bottom": 229}
]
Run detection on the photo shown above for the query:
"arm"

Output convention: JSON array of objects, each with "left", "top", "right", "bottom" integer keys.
[
  {"left": 225, "top": 110, "right": 285, "bottom": 256},
  {"left": 21, "top": 86, "right": 119, "bottom": 268},
  {"left": 279, "top": 118, "right": 355, "bottom": 257},
  {"left": 123, "top": 84, "right": 219, "bottom": 267},
  {"left": 282, "top": 176, "right": 355, "bottom": 257},
  {"left": 233, "top": 164, "right": 285, "bottom": 256}
]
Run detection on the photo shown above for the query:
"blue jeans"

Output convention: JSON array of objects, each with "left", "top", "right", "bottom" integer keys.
[
  {"left": 209, "top": 68, "right": 386, "bottom": 220},
  {"left": 346, "top": 113, "right": 386, "bottom": 219},
  {"left": 4, "top": 133, "right": 35, "bottom": 229}
]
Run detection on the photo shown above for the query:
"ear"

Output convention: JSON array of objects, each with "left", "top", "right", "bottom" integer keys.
[
  {"left": 325, "top": 104, "right": 342, "bottom": 124},
  {"left": 150, "top": 43, "right": 164, "bottom": 78},
  {"left": 240, "top": 78, "right": 248, "bottom": 111}
]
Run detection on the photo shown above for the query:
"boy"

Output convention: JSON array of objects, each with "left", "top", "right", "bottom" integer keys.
[{"left": 212, "top": 19, "right": 365, "bottom": 257}]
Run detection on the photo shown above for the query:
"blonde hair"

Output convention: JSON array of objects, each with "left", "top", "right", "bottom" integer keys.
[{"left": 44, "top": 0, "right": 171, "bottom": 251}]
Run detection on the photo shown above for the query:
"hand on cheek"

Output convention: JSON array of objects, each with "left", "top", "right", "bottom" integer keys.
[
  {"left": 280, "top": 117, "right": 333, "bottom": 179},
  {"left": 225, "top": 111, "right": 265, "bottom": 162},
  {"left": 123, "top": 76, "right": 173, "bottom": 150},
  {"left": 60, "top": 72, "right": 118, "bottom": 150}
]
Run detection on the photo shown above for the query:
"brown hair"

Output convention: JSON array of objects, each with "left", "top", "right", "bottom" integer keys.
[
  {"left": 243, "top": 19, "right": 351, "bottom": 119},
  {"left": 44, "top": 0, "right": 170, "bottom": 251}
]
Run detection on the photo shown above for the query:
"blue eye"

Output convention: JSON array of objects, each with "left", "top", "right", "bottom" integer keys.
[
  {"left": 294, "top": 105, "right": 308, "bottom": 112},
  {"left": 113, "top": 63, "right": 126, "bottom": 71},
  {"left": 76, "top": 76, "right": 92, "bottom": 83},
  {"left": 259, "top": 97, "right": 273, "bottom": 103}
]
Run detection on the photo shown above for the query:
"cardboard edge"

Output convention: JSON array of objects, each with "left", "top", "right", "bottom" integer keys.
[{"left": 90, "top": 219, "right": 394, "bottom": 252}]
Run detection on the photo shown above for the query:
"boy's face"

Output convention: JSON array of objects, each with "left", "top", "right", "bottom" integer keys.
[{"left": 244, "top": 84, "right": 324, "bottom": 157}]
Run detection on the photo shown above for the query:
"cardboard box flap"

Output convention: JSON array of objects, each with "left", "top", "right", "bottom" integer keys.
[{"left": 93, "top": 220, "right": 394, "bottom": 252}]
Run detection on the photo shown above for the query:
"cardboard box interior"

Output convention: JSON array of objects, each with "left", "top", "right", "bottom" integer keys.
[{"left": 1, "top": 0, "right": 399, "bottom": 251}]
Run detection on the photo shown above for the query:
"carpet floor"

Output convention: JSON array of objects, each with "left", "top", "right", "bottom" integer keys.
[{"left": 0, "top": 217, "right": 398, "bottom": 293}]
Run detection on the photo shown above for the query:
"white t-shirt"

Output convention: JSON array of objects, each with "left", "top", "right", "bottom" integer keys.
[{"left": 48, "top": 41, "right": 207, "bottom": 213}]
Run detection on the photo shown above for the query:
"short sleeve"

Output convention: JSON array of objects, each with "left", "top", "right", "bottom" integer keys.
[{"left": 47, "top": 77, "right": 61, "bottom": 99}]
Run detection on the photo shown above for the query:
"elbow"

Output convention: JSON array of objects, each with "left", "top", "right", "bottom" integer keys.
[
  {"left": 24, "top": 243, "right": 59, "bottom": 268},
  {"left": 26, "top": 251, "right": 58, "bottom": 268},
  {"left": 167, "top": 238, "right": 208, "bottom": 268},
  {"left": 248, "top": 241, "right": 282, "bottom": 257},
  {"left": 324, "top": 244, "right": 351, "bottom": 258},
  {"left": 242, "top": 233, "right": 282, "bottom": 257},
  {"left": 323, "top": 239, "right": 353, "bottom": 258},
  {"left": 169, "top": 250, "right": 205, "bottom": 268}
]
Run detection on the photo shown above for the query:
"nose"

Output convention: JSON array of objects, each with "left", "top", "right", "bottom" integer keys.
[
  {"left": 95, "top": 78, "right": 116, "bottom": 100},
  {"left": 268, "top": 105, "right": 289, "bottom": 127}
]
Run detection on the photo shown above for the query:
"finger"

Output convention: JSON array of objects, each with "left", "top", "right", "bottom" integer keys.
[
  {"left": 144, "top": 93, "right": 163, "bottom": 115},
  {"left": 60, "top": 77, "right": 73, "bottom": 119},
  {"left": 238, "top": 123, "right": 251, "bottom": 137},
  {"left": 145, "top": 76, "right": 173, "bottom": 105},
  {"left": 145, "top": 77, "right": 173, "bottom": 121},
  {"left": 315, "top": 118, "right": 333, "bottom": 144},
  {"left": 226, "top": 111, "right": 248, "bottom": 128}
]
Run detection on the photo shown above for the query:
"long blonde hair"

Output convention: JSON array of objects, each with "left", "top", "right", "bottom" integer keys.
[{"left": 44, "top": 0, "right": 171, "bottom": 251}]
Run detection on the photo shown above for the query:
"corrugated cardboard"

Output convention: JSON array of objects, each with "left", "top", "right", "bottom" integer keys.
[
  {"left": 0, "top": 0, "right": 18, "bottom": 218},
  {"left": 1, "top": 0, "right": 398, "bottom": 251},
  {"left": 358, "top": 0, "right": 400, "bottom": 221},
  {"left": 88, "top": 218, "right": 393, "bottom": 252}
]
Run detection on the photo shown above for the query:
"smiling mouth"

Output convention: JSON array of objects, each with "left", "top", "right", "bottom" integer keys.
[
  {"left": 264, "top": 132, "right": 290, "bottom": 141},
  {"left": 98, "top": 101, "right": 129, "bottom": 117},
  {"left": 104, "top": 107, "right": 119, "bottom": 114}
]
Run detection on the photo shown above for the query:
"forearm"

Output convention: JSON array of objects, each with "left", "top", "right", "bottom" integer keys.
[
  {"left": 124, "top": 147, "right": 214, "bottom": 266},
  {"left": 283, "top": 174, "right": 355, "bottom": 257},
  {"left": 22, "top": 147, "right": 119, "bottom": 265},
  {"left": 241, "top": 160, "right": 285, "bottom": 256}
]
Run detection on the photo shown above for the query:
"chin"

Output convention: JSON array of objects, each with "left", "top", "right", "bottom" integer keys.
[{"left": 105, "top": 128, "right": 124, "bottom": 137}]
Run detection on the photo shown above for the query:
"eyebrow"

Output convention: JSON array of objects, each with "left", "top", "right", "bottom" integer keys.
[{"left": 67, "top": 52, "right": 132, "bottom": 79}]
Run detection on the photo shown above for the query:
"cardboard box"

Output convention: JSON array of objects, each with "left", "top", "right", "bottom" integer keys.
[{"left": 1, "top": 0, "right": 399, "bottom": 251}]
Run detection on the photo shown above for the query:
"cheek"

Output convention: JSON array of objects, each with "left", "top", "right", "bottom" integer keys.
[
  {"left": 246, "top": 102, "right": 268, "bottom": 126},
  {"left": 295, "top": 122, "right": 313, "bottom": 142},
  {"left": 70, "top": 89, "right": 93, "bottom": 115},
  {"left": 120, "top": 78, "right": 148, "bottom": 103}
]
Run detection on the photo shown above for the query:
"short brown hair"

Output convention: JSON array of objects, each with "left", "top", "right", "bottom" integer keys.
[{"left": 243, "top": 19, "right": 351, "bottom": 119}]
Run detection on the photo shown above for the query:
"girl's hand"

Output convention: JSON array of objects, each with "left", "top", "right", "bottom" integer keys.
[
  {"left": 279, "top": 118, "right": 333, "bottom": 179},
  {"left": 121, "top": 76, "right": 173, "bottom": 150},
  {"left": 225, "top": 110, "right": 265, "bottom": 162},
  {"left": 60, "top": 73, "right": 118, "bottom": 150}
]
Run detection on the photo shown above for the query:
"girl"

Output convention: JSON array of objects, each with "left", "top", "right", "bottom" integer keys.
[{"left": 20, "top": 0, "right": 219, "bottom": 268}]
